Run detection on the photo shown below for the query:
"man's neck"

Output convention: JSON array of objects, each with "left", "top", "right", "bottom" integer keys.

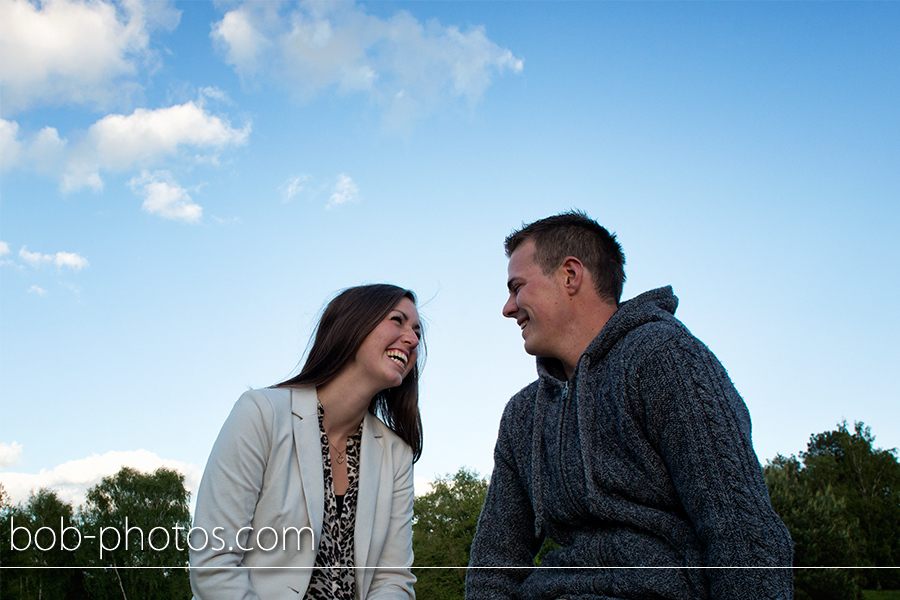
[{"left": 560, "top": 300, "right": 617, "bottom": 379}]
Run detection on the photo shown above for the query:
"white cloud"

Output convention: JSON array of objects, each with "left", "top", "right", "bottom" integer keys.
[
  {"left": 211, "top": 2, "right": 523, "bottom": 126},
  {"left": 0, "top": 449, "right": 203, "bottom": 509},
  {"left": 27, "top": 285, "right": 48, "bottom": 297},
  {"left": 2, "top": 119, "right": 69, "bottom": 177},
  {"left": 4, "top": 101, "right": 250, "bottom": 192},
  {"left": 55, "top": 251, "right": 90, "bottom": 270},
  {"left": 61, "top": 159, "right": 105, "bottom": 193},
  {"left": 18, "top": 246, "right": 89, "bottom": 270},
  {"left": 89, "top": 101, "right": 250, "bottom": 171},
  {"left": 0, "top": 241, "right": 9, "bottom": 257},
  {"left": 328, "top": 173, "right": 359, "bottom": 209},
  {"left": 18, "top": 247, "right": 43, "bottom": 268},
  {"left": 211, "top": 6, "right": 272, "bottom": 81},
  {"left": 0, "top": 0, "right": 180, "bottom": 116},
  {"left": 28, "top": 126, "right": 69, "bottom": 172},
  {"left": 0, "top": 441, "right": 23, "bottom": 469},
  {"left": 128, "top": 170, "right": 202, "bottom": 223},
  {"left": 0, "top": 118, "right": 22, "bottom": 170}
]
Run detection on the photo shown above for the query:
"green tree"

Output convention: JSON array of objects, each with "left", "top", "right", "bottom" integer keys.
[
  {"left": 78, "top": 466, "right": 192, "bottom": 600},
  {"left": 802, "top": 422, "right": 900, "bottom": 589},
  {"left": 412, "top": 467, "right": 488, "bottom": 600},
  {"left": 765, "top": 454, "right": 863, "bottom": 600},
  {"left": 1, "top": 486, "right": 89, "bottom": 600},
  {"left": 1, "top": 483, "right": 34, "bottom": 599},
  {"left": 764, "top": 421, "right": 900, "bottom": 597}
]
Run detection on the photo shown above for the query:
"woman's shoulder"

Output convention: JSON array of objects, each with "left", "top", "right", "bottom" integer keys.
[
  {"left": 364, "top": 413, "right": 413, "bottom": 457},
  {"left": 234, "top": 386, "right": 313, "bottom": 419},
  {"left": 364, "top": 412, "right": 398, "bottom": 440},
  {"left": 238, "top": 386, "right": 287, "bottom": 406}
]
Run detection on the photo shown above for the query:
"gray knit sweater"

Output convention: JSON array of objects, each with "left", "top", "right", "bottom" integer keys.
[{"left": 466, "top": 287, "right": 793, "bottom": 600}]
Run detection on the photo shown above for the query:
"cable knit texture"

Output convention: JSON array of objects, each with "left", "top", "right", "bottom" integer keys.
[{"left": 466, "top": 287, "right": 793, "bottom": 600}]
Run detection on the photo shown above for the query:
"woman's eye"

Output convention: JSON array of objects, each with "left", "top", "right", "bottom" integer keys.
[{"left": 391, "top": 315, "right": 403, "bottom": 324}]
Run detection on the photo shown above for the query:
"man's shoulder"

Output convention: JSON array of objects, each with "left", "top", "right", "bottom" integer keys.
[
  {"left": 614, "top": 314, "right": 697, "bottom": 358},
  {"left": 497, "top": 379, "right": 541, "bottom": 428},
  {"left": 508, "top": 378, "right": 542, "bottom": 406},
  {"left": 513, "top": 377, "right": 542, "bottom": 398}
]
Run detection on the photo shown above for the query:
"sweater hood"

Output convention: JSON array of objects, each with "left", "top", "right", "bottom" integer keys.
[{"left": 536, "top": 286, "right": 679, "bottom": 382}]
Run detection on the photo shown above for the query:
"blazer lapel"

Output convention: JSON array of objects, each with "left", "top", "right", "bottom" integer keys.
[
  {"left": 291, "top": 387, "right": 325, "bottom": 542},
  {"left": 354, "top": 413, "right": 384, "bottom": 586}
]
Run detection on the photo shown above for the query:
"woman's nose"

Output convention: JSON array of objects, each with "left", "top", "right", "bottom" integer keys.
[{"left": 403, "top": 328, "right": 420, "bottom": 348}]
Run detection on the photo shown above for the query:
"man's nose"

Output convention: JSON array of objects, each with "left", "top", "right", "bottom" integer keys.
[{"left": 502, "top": 295, "right": 518, "bottom": 319}]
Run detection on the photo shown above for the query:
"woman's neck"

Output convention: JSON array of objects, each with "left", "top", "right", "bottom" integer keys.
[{"left": 316, "top": 373, "right": 373, "bottom": 438}]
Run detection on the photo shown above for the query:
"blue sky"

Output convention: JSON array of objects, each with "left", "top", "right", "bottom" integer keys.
[{"left": 1, "top": 0, "right": 898, "bottom": 508}]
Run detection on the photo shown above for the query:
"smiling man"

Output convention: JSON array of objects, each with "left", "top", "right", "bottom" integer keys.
[{"left": 465, "top": 211, "right": 793, "bottom": 600}]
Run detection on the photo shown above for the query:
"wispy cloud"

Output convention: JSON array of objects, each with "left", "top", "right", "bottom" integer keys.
[
  {"left": 0, "top": 241, "right": 15, "bottom": 268},
  {"left": 211, "top": 1, "right": 523, "bottom": 127},
  {"left": 280, "top": 174, "right": 311, "bottom": 203},
  {"left": 18, "top": 246, "right": 89, "bottom": 271},
  {"left": 199, "top": 86, "right": 234, "bottom": 105},
  {"left": 211, "top": 215, "right": 241, "bottom": 226},
  {"left": 0, "top": 0, "right": 180, "bottom": 116},
  {"left": 27, "top": 285, "right": 48, "bottom": 297},
  {"left": 0, "top": 448, "right": 202, "bottom": 509},
  {"left": 327, "top": 173, "right": 359, "bottom": 209},
  {"left": 128, "top": 170, "right": 203, "bottom": 223}
]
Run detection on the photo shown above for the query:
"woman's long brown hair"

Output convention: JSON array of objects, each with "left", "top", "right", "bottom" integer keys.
[{"left": 274, "top": 284, "right": 423, "bottom": 462}]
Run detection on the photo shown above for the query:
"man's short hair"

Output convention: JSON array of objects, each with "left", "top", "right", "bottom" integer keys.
[{"left": 505, "top": 210, "right": 626, "bottom": 305}]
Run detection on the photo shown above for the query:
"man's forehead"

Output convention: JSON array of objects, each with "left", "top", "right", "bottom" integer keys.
[{"left": 508, "top": 240, "right": 536, "bottom": 270}]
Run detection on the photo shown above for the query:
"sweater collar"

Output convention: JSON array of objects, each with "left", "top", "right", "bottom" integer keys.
[{"left": 535, "top": 286, "right": 678, "bottom": 383}]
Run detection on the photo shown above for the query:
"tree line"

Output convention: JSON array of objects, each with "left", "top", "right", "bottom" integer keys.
[
  {"left": 1, "top": 467, "right": 192, "bottom": 599},
  {"left": 2, "top": 421, "right": 898, "bottom": 599},
  {"left": 764, "top": 422, "right": 900, "bottom": 599}
]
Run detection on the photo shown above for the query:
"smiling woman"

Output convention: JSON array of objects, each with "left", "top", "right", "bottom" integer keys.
[{"left": 190, "top": 284, "right": 423, "bottom": 600}]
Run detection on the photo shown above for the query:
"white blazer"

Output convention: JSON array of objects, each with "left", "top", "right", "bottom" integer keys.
[{"left": 190, "top": 387, "right": 416, "bottom": 599}]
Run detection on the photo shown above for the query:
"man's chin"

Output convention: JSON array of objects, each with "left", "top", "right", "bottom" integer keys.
[{"left": 522, "top": 339, "right": 542, "bottom": 357}]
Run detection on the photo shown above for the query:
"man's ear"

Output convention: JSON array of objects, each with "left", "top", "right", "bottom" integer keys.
[{"left": 559, "top": 256, "right": 584, "bottom": 296}]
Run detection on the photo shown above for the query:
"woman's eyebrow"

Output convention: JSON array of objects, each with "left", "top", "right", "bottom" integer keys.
[{"left": 394, "top": 309, "right": 421, "bottom": 330}]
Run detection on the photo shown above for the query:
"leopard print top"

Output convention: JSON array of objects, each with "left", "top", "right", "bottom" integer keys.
[{"left": 304, "top": 404, "right": 362, "bottom": 600}]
